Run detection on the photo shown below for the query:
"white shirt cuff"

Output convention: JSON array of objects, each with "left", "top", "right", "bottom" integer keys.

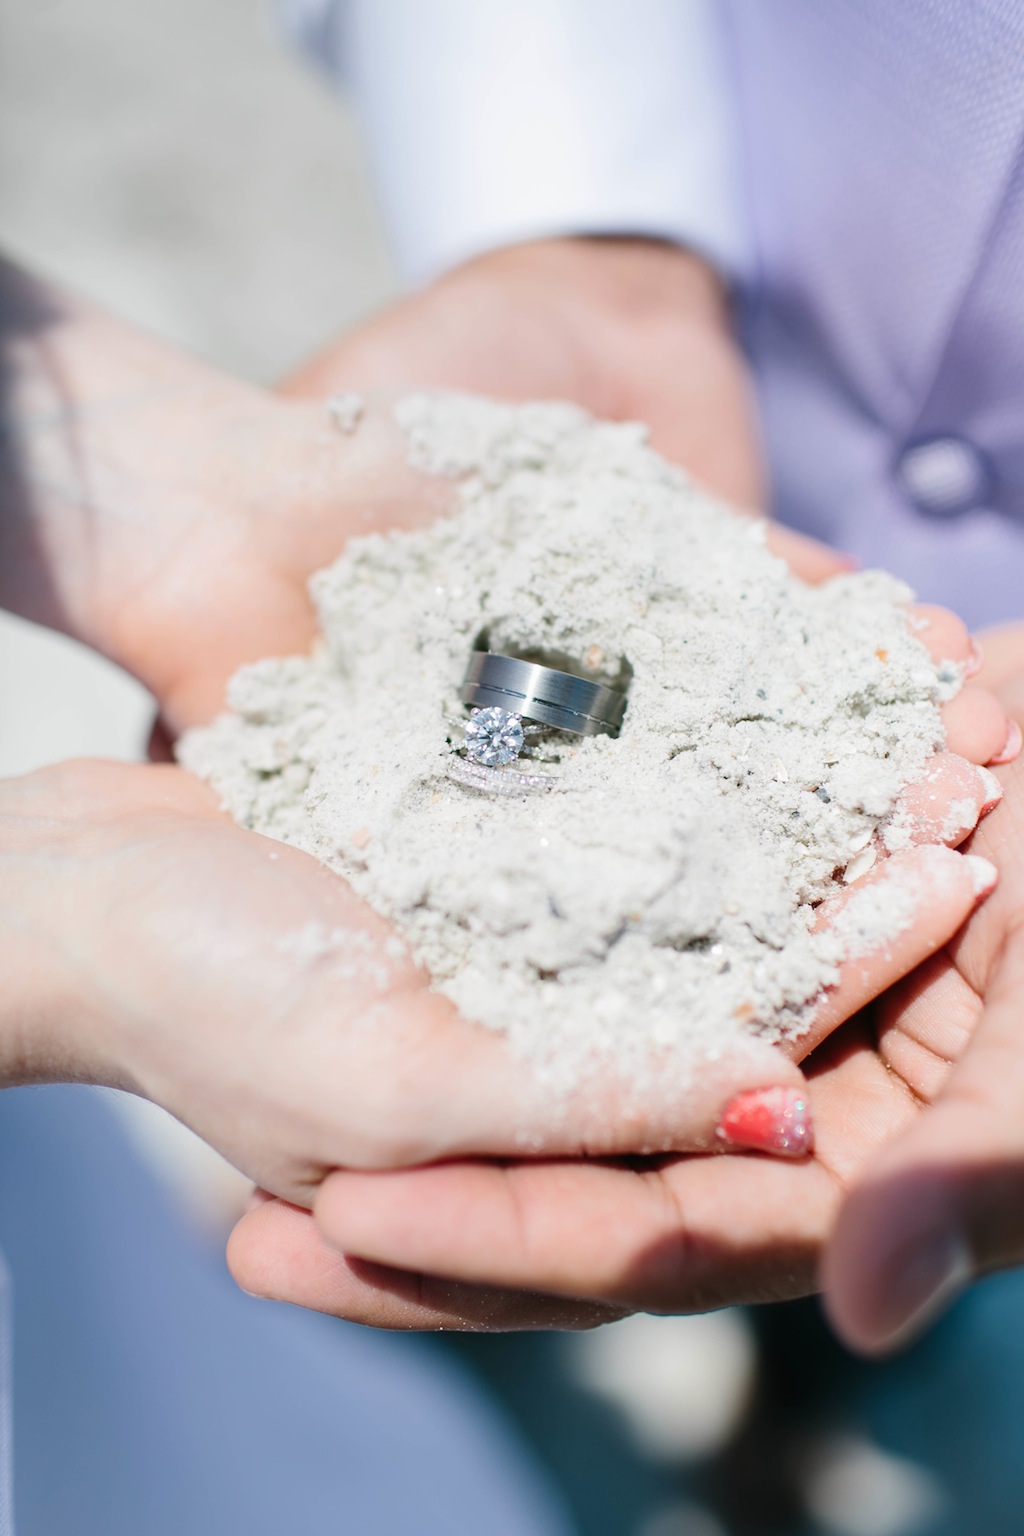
[{"left": 278, "top": 0, "right": 751, "bottom": 288}]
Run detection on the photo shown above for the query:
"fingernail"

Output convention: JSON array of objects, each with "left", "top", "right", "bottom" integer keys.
[
  {"left": 716, "top": 1086, "right": 813, "bottom": 1158},
  {"left": 988, "top": 719, "right": 1022, "bottom": 766},
  {"left": 963, "top": 638, "right": 985, "bottom": 679},
  {"left": 962, "top": 853, "right": 998, "bottom": 899},
  {"left": 976, "top": 766, "right": 1004, "bottom": 816},
  {"left": 871, "top": 1230, "right": 972, "bottom": 1352}
]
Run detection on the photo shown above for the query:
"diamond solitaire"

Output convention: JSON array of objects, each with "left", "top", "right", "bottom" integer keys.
[{"left": 464, "top": 707, "right": 525, "bottom": 766}]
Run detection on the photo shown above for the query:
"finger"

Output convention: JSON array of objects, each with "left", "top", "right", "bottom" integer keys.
[
  {"left": 365, "top": 849, "right": 991, "bottom": 1165},
  {"left": 875, "top": 952, "right": 982, "bottom": 1104},
  {"left": 271, "top": 843, "right": 994, "bottom": 1175},
  {"left": 879, "top": 753, "right": 1002, "bottom": 853},
  {"left": 227, "top": 1197, "right": 620, "bottom": 1330},
  {"left": 907, "top": 603, "right": 974, "bottom": 668},
  {"left": 763, "top": 523, "right": 856, "bottom": 584},
  {"left": 823, "top": 927, "right": 1024, "bottom": 1355},
  {"left": 311, "top": 1016, "right": 935, "bottom": 1310},
  {"left": 940, "top": 683, "right": 1016, "bottom": 765},
  {"left": 793, "top": 844, "right": 998, "bottom": 1061},
  {"left": 385, "top": 1003, "right": 812, "bottom": 1164},
  {"left": 312, "top": 1152, "right": 836, "bottom": 1312}
]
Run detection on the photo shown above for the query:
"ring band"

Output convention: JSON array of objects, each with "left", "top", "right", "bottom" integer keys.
[{"left": 460, "top": 652, "right": 627, "bottom": 737}]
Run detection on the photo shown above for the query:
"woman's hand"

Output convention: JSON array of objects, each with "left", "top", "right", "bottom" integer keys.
[
  {"left": 224, "top": 602, "right": 1009, "bottom": 1330},
  {"left": 0, "top": 757, "right": 819, "bottom": 1203},
  {"left": 0, "top": 738, "right": 996, "bottom": 1241},
  {"left": 224, "top": 843, "right": 996, "bottom": 1330}
]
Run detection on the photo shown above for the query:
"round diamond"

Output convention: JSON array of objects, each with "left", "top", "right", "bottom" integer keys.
[{"left": 464, "top": 707, "right": 525, "bottom": 766}]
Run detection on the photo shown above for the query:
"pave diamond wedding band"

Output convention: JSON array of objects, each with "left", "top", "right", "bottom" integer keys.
[
  {"left": 445, "top": 705, "right": 559, "bottom": 795},
  {"left": 460, "top": 652, "right": 627, "bottom": 738}
]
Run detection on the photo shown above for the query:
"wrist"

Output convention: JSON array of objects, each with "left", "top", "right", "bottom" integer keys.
[
  {"left": 448, "top": 235, "right": 731, "bottom": 326},
  {"left": 0, "top": 260, "right": 266, "bottom": 663},
  {"left": 0, "top": 766, "right": 125, "bottom": 1090}
]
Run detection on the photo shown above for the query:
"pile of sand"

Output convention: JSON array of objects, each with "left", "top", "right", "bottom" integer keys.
[{"left": 182, "top": 394, "right": 956, "bottom": 1088}]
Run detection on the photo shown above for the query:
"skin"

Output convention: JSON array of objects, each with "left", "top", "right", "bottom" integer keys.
[
  {"left": 0, "top": 245, "right": 1017, "bottom": 1340},
  {"left": 226, "top": 237, "right": 1024, "bottom": 1334},
  {"left": 823, "top": 634, "right": 1024, "bottom": 1352}
]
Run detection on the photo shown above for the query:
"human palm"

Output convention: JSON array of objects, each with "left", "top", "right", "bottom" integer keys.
[
  {"left": 7, "top": 377, "right": 1000, "bottom": 1322},
  {"left": 8, "top": 754, "right": 962, "bottom": 1228},
  {"left": 216, "top": 236, "right": 1018, "bottom": 1329},
  {"left": 11, "top": 246, "right": 1012, "bottom": 1330},
  {"left": 224, "top": 809, "right": 1001, "bottom": 1330},
  {"left": 822, "top": 634, "right": 1024, "bottom": 1351}
]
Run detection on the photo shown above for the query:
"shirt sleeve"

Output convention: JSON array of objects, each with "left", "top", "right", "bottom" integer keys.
[{"left": 276, "top": 0, "right": 750, "bottom": 287}]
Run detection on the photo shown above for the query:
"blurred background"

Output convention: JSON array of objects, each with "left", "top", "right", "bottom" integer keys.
[
  {"left": 0, "top": 0, "right": 396, "bottom": 1222},
  {"left": 1, "top": 5, "right": 1020, "bottom": 1535}
]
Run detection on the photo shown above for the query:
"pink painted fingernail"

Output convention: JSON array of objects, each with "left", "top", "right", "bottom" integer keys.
[
  {"left": 988, "top": 719, "right": 1022, "bottom": 766},
  {"left": 715, "top": 1086, "right": 814, "bottom": 1158},
  {"left": 963, "top": 638, "right": 985, "bottom": 679}
]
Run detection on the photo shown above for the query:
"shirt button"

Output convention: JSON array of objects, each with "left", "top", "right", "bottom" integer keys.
[{"left": 896, "top": 434, "right": 991, "bottom": 517}]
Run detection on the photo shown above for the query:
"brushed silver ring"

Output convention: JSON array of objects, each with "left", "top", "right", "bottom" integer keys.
[{"left": 460, "top": 651, "right": 627, "bottom": 737}]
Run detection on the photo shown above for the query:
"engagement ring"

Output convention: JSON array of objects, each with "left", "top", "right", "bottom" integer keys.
[{"left": 445, "top": 649, "right": 628, "bottom": 797}]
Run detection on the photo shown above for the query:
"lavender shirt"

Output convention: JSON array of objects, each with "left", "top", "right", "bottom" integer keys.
[
  {"left": 283, "top": 0, "right": 1024, "bottom": 629},
  {"left": 727, "top": 0, "right": 1024, "bottom": 629}
]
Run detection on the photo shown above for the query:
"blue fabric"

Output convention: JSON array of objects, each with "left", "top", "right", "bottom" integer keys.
[{"left": 0, "top": 1085, "right": 572, "bottom": 1536}]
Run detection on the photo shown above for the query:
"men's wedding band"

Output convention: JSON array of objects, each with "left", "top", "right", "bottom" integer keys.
[{"left": 460, "top": 652, "right": 627, "bottom": 737}]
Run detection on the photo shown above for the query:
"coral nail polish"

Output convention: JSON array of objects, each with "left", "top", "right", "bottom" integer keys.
[
  {"left": 716, "top": 1087, "right": 814, "bottom": 1158},
  {"left": 989, "top": 719, "right": 1022, "bottom": 767}
]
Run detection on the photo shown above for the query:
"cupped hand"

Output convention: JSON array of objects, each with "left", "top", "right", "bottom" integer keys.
[
  {"left": 226, "top": 834, "right": 995, "bottom": 1330},
  {"left": 23, "top": 245, "right": 1014, "bottom": 1333},
  {"left": 821, "top": 630, "right": 1024, "bottom": 1353},
  {"left": 281, "top": 235, "right": 851, "bottom": 585},
  {"left": 0, "top": 757, "right": 831, "bottom": 1205},
  {"left": 102, "top": 234, "right": 867, "bottom": 733},
  {"left": 0, "top": 696, "right": 998, "bottom": 1240},
  {"left": 225, "top": 600, "right": 1010, "bottom": 1329},
  {"left": 282, "top": 237, "right": 765, "bottom": 513}
]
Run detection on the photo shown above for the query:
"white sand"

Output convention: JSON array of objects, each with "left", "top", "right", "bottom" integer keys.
[{"left": 181, "top": 394, "right": 957, "bottom": 1087}]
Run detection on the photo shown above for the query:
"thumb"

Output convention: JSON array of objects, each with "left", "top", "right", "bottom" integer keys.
[{"left": 823, "top": 925, "right": 1024, "bottom": 1354}]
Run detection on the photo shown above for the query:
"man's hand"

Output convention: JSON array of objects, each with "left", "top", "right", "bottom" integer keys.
[
  {"left": 282, "top": 236, "right": 847, "bottom": 586},
  {"left": 284, "top": 237, "right": 764, "bottom": 509},
  {"left": 822, "top": 629, "right": 1024, "bottom": 1353}
]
